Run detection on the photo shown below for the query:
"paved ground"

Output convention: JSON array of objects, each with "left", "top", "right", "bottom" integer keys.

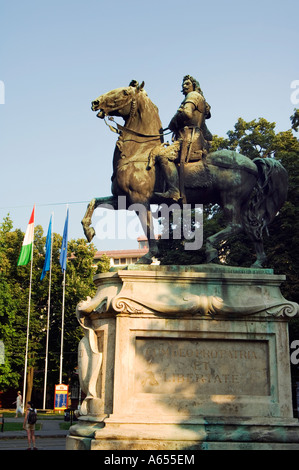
[
  {"left": 0, "top": 416, "right": 69, "bottom": 450},
  {"left": 0, "top": 436, "right": 67, "bottom": 450}
]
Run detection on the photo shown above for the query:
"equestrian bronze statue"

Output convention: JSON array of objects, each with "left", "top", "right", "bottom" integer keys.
[{"left": 82, "top": 78, "right": 288, "bottom": 267}]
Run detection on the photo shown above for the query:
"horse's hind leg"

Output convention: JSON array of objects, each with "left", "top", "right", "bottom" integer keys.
[
  {"left": 205, "top": 223, "right": 242, "bottom": 263},
  {"left": 251, "top": 241, "right": 267, "bottom": 268},
  {"left": 205, "top": 202, "right": 242, "bottom": 263}
]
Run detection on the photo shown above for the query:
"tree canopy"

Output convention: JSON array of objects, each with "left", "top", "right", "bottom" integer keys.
[
  {"left": 158, "top": 116, "right": 299, "bottom": 304},
  {"left": 0, "top": 217, "right": 105, "bottom": 406}
]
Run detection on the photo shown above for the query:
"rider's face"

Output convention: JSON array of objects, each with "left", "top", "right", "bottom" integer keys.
[{"left": 182, "top": 79, "right": 193, "bottom": 95}]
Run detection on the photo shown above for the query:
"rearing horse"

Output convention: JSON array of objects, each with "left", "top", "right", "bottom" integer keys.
[{"left": 82, "top": 80, "right": 288, "bottom": 267}]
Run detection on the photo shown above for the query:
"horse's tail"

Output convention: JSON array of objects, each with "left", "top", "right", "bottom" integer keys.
[{"left": 241, "top": 158, "right": 288, "bottom": 241}]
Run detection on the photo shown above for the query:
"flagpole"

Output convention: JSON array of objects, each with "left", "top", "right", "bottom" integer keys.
[
  {"left": 59, "top": 269, "right": 66, "bottom": 384},
  {"left": 59, "top": 206, "right": 69, "bottom": 385},
  {"left": 22, "top": 227, "right": 34, "bottom": 407},
  {"left": 42, "top": 213, "right": 54, "bottom": 410}
]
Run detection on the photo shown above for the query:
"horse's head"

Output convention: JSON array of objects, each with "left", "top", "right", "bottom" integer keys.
[{"left": 91, "top": 80, "right": 145, "bottom": 119}]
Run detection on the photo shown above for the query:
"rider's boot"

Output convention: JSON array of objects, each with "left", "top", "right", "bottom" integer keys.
[{"left": 155, "top": 158, "right": 181, "bottom": 202}]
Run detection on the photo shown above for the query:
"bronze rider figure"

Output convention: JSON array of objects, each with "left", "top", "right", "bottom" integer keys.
[{"left": 154, "top": 75, "right": 212, "bottom": 201}]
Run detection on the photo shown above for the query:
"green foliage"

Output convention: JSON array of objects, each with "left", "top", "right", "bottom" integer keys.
[
  {"left": 95, "top": 253, "right": 111, "bottom": 273},
  {"left": 290, "top": 109, "right": 299, "bottom": 132},
  {"left": 0, "top": 216, "right": 21, "bottom": 389},
  {"left": 212, "top": 118, "right": 277, "bottom": 159},
  {"left": 0, "top": 217, "right": 97, "bottom": 397},
  {"left": 158, "top": 115, "right": 299, "bottom": 302}
]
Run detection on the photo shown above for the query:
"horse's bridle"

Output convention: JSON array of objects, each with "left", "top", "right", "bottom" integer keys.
[
  {"left": 104, "top": 115, "right": 173, "bottom": 142},
  {"left": 103, "top": 94, "right": 171, "bottom": 139},
  {"left": 104, "top": 115, "right": 171, "bottom": 140}
]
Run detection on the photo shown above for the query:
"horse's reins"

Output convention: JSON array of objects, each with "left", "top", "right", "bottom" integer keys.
[{"left": 104, "top": 116, "right": 172, "bottom": 139}]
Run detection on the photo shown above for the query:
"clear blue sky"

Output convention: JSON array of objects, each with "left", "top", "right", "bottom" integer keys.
[{"left": 0, "top": 0, "right": 298, "bottom": 250}]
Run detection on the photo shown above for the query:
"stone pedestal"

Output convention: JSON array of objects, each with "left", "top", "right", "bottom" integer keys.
[{"left": 66, "top": 265, "right": 299, "bottom": 450}]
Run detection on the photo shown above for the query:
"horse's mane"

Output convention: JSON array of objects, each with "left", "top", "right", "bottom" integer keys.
[{"left": 129, "top": 88, "right": 163, "bottom": 139}]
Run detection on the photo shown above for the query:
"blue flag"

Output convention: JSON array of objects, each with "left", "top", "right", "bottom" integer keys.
[
  {"left": 40, "top": 215, "right": 52, "bottom": 281},
  {"left": 60, "top": 208, "right": 69, "bottom": 272}
]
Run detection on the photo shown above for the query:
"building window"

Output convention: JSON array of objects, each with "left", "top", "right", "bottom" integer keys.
[{"left": 114, "top": 259, "right": 120, "bottom": 265}]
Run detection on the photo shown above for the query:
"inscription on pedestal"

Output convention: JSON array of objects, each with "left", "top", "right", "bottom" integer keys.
[{"left": 134, "top": 338, "right": 269, "bottom": 396}]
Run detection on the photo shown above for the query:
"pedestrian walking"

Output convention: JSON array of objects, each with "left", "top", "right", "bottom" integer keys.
[
  {"left": 12, "top": 391, "right": 23, "bottom": 417},
  {"left": 23, "top": 401, "right": 38, "bottom": 450}
]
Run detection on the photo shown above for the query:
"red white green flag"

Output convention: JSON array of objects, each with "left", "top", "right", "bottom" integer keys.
[{"left": 17, "top": 206, "right": 35, "bottom": 266}]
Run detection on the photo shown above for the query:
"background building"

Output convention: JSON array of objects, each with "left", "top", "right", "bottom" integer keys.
[{"left": 94, "top": 236, "right": 159, "bottom": 267}]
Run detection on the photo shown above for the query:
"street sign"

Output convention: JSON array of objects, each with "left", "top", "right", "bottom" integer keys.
[{"left": 54, "top": 384, "right": 68, "bottom": 411}]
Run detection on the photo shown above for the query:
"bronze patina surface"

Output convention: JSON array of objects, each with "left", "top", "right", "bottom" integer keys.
[{"left": 82, "top": 78, "right": 288, "bottom": 268}]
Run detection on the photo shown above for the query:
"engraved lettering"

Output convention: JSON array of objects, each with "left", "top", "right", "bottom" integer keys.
[{"left": 135, "top": 338, "right": 269, "bottom": 396}]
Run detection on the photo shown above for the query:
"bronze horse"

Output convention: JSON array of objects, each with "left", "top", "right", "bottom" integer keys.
[{"left": 82, "top": 81, "right": 288, "bottom": 267}]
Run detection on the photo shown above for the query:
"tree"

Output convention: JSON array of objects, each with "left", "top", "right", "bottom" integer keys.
[
  {"left": 0, "top": 216, "right": 21, "bottom": 389},
  {"left": 157, "top": 116, "right": 299, "bottom": 302},
  {"left": 58, "top": 238, "right": 97, "bottom": 385},
  {"left": 0, "top": 218, "right": 98, "bottom": 407},
  {"left": 96, "top": 253, "right": 111, "bottom": 273},
  {"left": 291, "top": 109, "right": 299, "bottom": 132}
]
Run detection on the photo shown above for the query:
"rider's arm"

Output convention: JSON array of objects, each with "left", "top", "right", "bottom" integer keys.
[
  {"left": 180, "top": 101, "right": 196, "bottom": 121},
  {"left": 168, "top": 101, "right": 196, "bottom": 131},
  {"left": 168, "top": 102, "right": 196, "bottom": 132}
]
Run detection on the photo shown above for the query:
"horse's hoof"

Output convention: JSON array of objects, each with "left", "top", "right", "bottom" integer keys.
[
  {"left": 84, "top": 227, "right": 96, "bottom": 243},
  {"left": 208, "top": 258, "right": 221, "bottom": 265},
  {"left": 136, "top": 258, "right": 152, "bottom": 265},
  {"left": 250, "top": 261, "right": 264, "bottom": 269},
  {"left": 135, "top": 254, "right": 152, "bottom": 265},
  {"left": 251, "top": 256, "right": 267, "bottom": 268},
  {"left": 205, "top": 248, "right": 218, "bottom": 264}
]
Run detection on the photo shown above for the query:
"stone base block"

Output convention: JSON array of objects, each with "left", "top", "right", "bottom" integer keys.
[
  {"left": 67, "top": 265, "right": 299, "bottom": 450},
  {"left": 66, "top": 417, "right": 299, "bottom": 450}
]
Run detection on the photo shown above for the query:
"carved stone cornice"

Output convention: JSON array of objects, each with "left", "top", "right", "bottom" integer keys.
[{"left": 76, "top": 265, "right": 299, "bottom": 319}]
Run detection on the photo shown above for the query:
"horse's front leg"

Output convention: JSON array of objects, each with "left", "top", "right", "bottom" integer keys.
[
  {"left": 82, "top": 198, "right": 97, "bottom": 242},
  {"left": 82, "top": 196, "right": 118, "bottom": 242}
]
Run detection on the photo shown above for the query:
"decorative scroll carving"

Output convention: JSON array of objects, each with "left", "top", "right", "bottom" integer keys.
[
  {"left": 77, "top": 295, "right": 108, "bottom": 315},
  {"left": 111, "top": 294, "right": 224, "bottom": 317},
  {"left": 266, "top": 302, "right": 299, "bottom": 318},
  {"left": 111, "top": 297, "right": 144, "bottom": 314},
  {"left": 110, "top": 293, "right": 299, "bottom": 318}
]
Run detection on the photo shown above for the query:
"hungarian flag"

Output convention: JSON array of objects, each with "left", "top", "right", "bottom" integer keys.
[{"left": 17, "top": 206, "right": 35, "bottom": 266}]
